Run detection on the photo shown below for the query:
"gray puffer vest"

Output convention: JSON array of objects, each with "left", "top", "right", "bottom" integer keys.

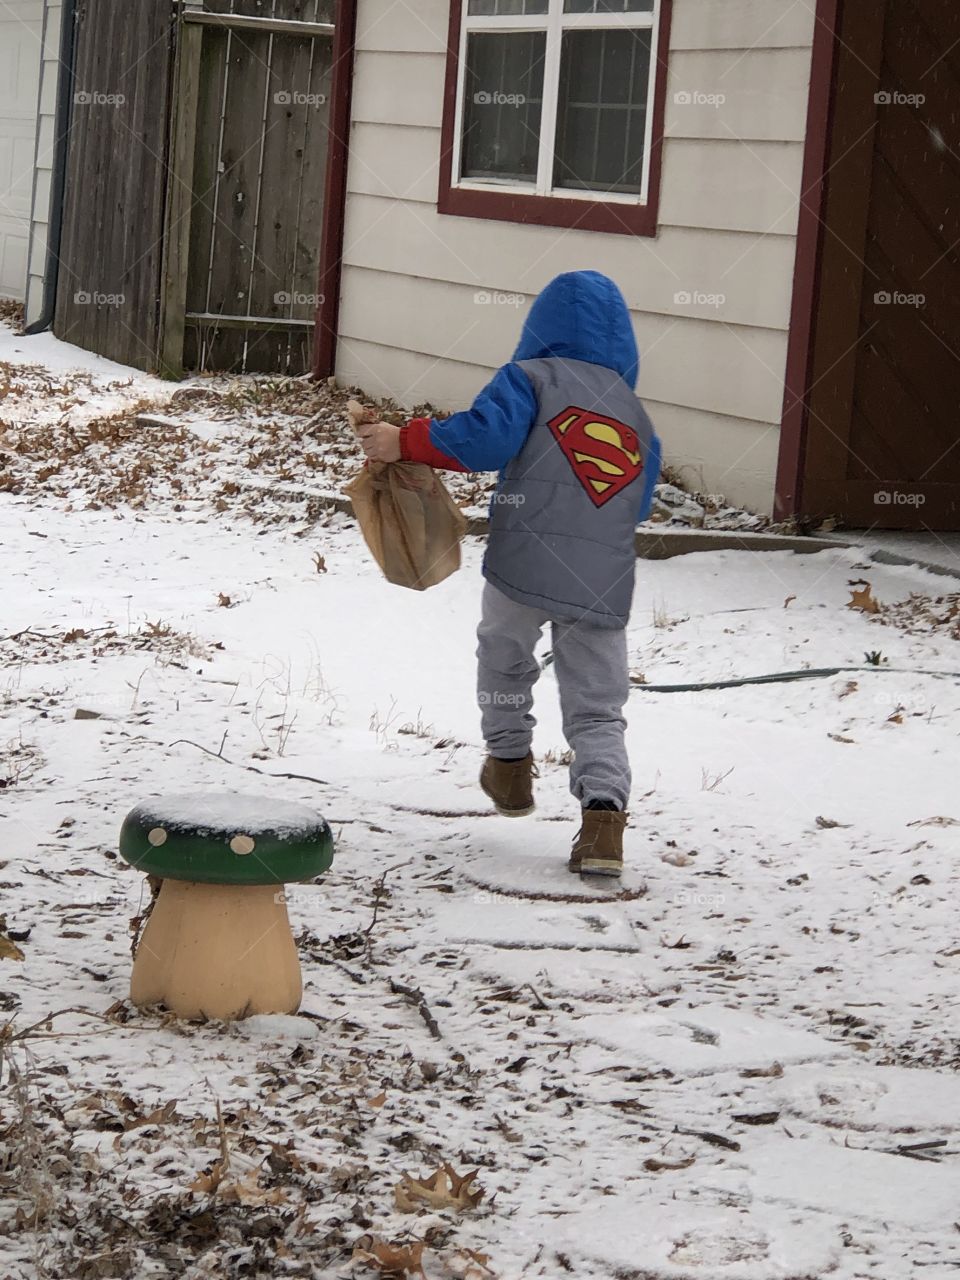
[{"left": 483, "top": 357, "right": 657, "bottom": 628}]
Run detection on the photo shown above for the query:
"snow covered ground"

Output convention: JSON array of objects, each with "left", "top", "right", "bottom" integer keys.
[{"left": 1, "top": 330, "right": 959, "bottom": 1278}]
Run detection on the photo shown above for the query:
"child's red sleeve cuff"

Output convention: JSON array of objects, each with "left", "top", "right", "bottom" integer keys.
[{"left": 399, "top": 418, "right": 471, "bottom": 472}]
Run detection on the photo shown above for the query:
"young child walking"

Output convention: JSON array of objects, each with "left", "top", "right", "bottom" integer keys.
[{"left": 356, "top": 271, "right": 662, "bottom": 878}]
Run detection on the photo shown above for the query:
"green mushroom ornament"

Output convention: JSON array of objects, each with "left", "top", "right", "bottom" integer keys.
[{"left": 119, "top": 792, "right": 333, "bottom": 1021}]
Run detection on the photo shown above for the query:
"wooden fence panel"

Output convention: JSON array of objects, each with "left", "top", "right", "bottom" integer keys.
[
  {"left": 180, "top": 0, "right": 333, "bottom": 374},
  {"left": 55, "top": 0, "right": 175, "bottom": 370}
]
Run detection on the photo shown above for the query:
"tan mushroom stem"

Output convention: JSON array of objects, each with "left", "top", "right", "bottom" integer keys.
[{"left": 131, "top": 880, "right": 302, "bottom": 1020}]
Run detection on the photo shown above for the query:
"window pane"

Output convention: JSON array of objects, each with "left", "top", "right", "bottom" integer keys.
[
  {"left": 553, "top": 28, "right": 652, "bottom": 193},
  {"left": 468, "top": 0, "right": 549, "bottom": 14},
  {"left": 461, "top": 32, "right": 546, "bottom": 184},
  {"left": 563, "top": 0, "right": 653, "bottom": 11}
]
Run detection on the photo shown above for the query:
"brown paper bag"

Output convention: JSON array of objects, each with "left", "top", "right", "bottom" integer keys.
[{"left": 345, "top": 401, "right": 467, "bottom": 591}]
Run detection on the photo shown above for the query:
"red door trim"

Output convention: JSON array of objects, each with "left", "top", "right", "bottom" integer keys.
[
  {"left": 314, "top": 0, "right": 358, "bottom": 378},
  {"left": 774, "top": 0, "right": 844, "bottom": 521}
]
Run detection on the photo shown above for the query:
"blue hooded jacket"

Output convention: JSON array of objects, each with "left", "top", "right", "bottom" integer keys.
[{"left": 425, "top": 270, "right": 661, "bottom": 521}]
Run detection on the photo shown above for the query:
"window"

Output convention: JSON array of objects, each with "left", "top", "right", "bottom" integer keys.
[{"left": 439, "top": 0, "right": 670, "bottom": 235}]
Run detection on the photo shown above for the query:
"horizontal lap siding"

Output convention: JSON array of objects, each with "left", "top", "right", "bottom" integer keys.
[
  {"left": 337, "top": 0, "right": 816, "bottom": 512},
  {"left": 24, "top": 0, "right": 60, "bottom": 325}
]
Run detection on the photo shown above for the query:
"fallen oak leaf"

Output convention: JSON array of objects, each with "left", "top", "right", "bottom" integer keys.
[
  {"left": 122, "top": 1098, "right": 178, "bottom": 1132},
  {"left": 847, "top": 584, "right": 881, "bottom": 614},
  {"left": 0, "top": 930, "right": 24, "bottom": 962},
  {"left": 353, "top": 1236, "right": 428, "bottom": 1278},
  {"left": 190, "top": 1161, "right": 226, "bottom": 1195},
  {"left": 219, "top": 1172, "right": 288, "bottom": 1207},
  {"left": 394, "top": 1163, "right": 485, "bottom": 1213}
]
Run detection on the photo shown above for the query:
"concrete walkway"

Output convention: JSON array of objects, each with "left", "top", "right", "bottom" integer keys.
[{"left": 814, "top": 529, "right": 960, "bottom": 581}]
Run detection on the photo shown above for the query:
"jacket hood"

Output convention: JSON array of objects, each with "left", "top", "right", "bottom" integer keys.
[{"left": 513, "top": 271, "right": 639, "bottom": 388}]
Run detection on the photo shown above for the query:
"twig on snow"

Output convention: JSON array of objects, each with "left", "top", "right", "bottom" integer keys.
[
  {"left": 388, "top": 979, "right": 442, "bottom": 1041},
  {"left": 168, "top": 735, "right": 331, "bottom": 788}
]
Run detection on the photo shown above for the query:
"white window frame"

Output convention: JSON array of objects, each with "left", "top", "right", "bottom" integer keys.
[{"left": 451, "top": 0, "right": 662, "bottom": 206}]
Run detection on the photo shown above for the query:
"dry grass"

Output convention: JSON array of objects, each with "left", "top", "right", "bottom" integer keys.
[{"left": 0, "top": 621, "right": 218, "bottom": 670}]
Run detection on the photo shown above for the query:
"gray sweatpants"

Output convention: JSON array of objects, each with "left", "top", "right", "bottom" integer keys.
[{"left": 476, "top": 581, "right": 631, "bottom": 809}]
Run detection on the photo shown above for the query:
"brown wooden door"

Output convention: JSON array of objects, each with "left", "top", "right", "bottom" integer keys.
[
  {"left": 167, "top": 0, "right": 334, "bottom": 376},
  {"left": 800, "top": 0, "right": 960, "bottom": 530},
  {"left": 55, "top": 0, "right": 176, "bottom": 371}
]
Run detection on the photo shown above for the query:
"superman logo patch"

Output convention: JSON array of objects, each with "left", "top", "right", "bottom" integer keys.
[{"left": 547, "top": 406, "right": 644, "bottom": 507}]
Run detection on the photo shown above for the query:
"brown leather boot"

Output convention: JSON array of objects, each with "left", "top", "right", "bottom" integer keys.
[
  {"left": 480, "top": 753, "right": 536, "bottom": 817},
  {"left": 569, "top": 809, "right": 626, "bottom": 877}
]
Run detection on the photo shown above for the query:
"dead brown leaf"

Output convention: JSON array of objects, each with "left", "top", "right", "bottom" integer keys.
[
  {"left": 394, "top": 1163, "right": 485, "bottom": 1213},
  {"left": 0, "top": 930, "right": 24, "bottom": 962},
  {"left": 122, "top": 1099, "right": 178, "bottom": 1133},
  {"left": 847, "top": 584, "right": 881, "bottom": 614},
  {"left": 219, "top": 1172, "right": 288, "bottom": 1207},
  {"left": 353, "top": 1237, "right": 428, "bottom": 1278}
]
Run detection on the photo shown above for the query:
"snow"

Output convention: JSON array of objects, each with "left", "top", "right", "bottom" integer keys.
[
  {"left": 129, "top": 792, "right": 326, "bottom": 839},
  {"left": 1, "top": 329, "right": 959, "bottom": 1277}
]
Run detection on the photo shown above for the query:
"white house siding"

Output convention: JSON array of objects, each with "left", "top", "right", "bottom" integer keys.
[
  {"left": 335, "top": 0, "right": 817, "bottom": 513},
  {"left": 0, "top": 0, "right": 44, "bottom": 301},
  {"left": 25, "top": 0, "right": 62, "bottom": 326}
]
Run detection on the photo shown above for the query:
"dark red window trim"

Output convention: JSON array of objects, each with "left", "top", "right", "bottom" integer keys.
[{"left": 438, "top": 0, "right": 672, "bottom": 237}]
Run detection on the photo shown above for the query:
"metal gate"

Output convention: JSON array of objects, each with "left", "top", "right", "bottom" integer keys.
[{"left": 161, "top": 0, "right": 334, "bottom": 375}]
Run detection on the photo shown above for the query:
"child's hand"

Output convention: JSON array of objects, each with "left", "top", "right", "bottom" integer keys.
[{"left": 356, "top": 421, "right": 401, "bottom": 463}]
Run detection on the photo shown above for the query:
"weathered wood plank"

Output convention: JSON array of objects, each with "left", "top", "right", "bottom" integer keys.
[
  {"left": 159, "top": 21, "right": 204, "bottom": 377},
  {"left": 55, "top": 0, "right": 174, "bottom": 370},
  {"left": 182, "top": 10, "right": 334, "bottom": 38}
]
